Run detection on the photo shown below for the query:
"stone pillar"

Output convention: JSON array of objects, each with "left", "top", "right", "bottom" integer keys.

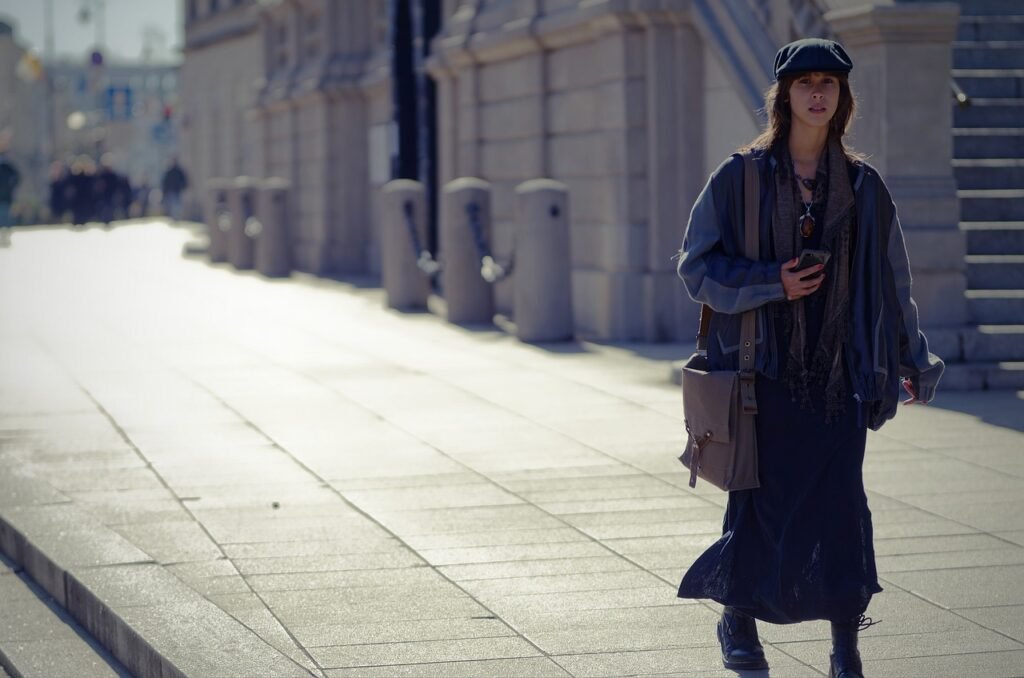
[
  {"left": 227, "top": 176, "right": 259, "bottom": 270},
  {"left": 381, "top": 180, "right": 432, "bottom": 310},
  {"left": 255, "top": 178, "right": 291, "bottom": 278},
  {"left": 514, "top": 179, "right": 573, "bottom": 342},
  {"left": 644, "top": 17, "right": 706, "bottom": 342},
  {"left": 206, "top": 178, "right": 232, "bottom": 263},
  {"left": 440, "top": 178, "right": 494, "bottom": 324},
  {"left": 828, "top": 4, "right": 966, "bottom": 359}
]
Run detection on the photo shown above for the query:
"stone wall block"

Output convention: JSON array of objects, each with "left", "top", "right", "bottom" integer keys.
[{"left": 479, "top": 53, "right": 544, "bottom": 102}]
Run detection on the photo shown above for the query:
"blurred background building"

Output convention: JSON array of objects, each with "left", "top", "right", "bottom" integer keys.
[{"left": 0, "top": 1, "right": 181, "bottom": 223}]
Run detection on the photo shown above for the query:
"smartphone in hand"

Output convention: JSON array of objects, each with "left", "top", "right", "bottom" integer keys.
[{"left": 795, "top": 249, "right": 831, "bottom": 279}]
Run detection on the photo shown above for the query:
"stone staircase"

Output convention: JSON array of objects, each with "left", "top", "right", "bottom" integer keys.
[{"left": 948, "top": 0, "right": 1024, "bottom": 387}]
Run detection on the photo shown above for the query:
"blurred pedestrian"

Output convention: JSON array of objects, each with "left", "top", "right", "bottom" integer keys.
[
  {"left": 114, "top": 172, "right": 132, "bottom": 220},
  {"left": 94, "top": 154, "right": 118, "bottom": 226},
  {"left": 0, "top": 151, "right": 20, "bottom": 245},
  {"left": 674, "top": 38, "right": 944, "bottom": 678},
  {"left": 161, "top": 157, "right": 188, "bottom": 221},
  {"left": 68, "top": 156, "right": 96, "bottom": 227},
  {"left": 48, "top": 160, "right": 68, "bottom": 222},
  {"left": 133, "top": 175, "right": 151, "bottom": 217}
]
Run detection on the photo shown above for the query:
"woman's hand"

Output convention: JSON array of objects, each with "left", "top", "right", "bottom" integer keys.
[
  {"left": 902, "top": 377, "right": 932, "bottom": 405},
  {"left": 781, "top": 258, "right": 825, "bottom": 301}
]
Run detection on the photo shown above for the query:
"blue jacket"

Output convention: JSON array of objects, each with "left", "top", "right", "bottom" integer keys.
[{"left": 676, "top": 150, "right": 944, "bottom": 430}]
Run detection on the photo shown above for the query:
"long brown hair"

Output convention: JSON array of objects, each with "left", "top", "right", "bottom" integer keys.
[{"left": 741, "top": 72, "right": 863, "bottom": 162}]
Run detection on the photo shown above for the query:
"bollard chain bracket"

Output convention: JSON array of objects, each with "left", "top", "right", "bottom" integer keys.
[
  {"left": 402, "top": 200, "right": 441, "bottom": 276},
  {"left": 465, "top": 201, "right": 514, "bottom": 284}
]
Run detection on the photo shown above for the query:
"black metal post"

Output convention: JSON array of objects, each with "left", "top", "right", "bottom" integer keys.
[
  {"left": 388, "top": 0, "right": 418, "bottom": 181},
  {"left": 411, "top": 0, "right": 440, "bottom": 254}
]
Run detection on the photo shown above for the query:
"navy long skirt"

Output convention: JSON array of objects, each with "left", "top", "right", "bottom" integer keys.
[{"left": 676, "top": 357, "right": 882, "bottom": 624}]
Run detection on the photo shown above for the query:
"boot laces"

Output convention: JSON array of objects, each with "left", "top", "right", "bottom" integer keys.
[{"left": 855, "top": 614, "right": 881, "bottom": 632}]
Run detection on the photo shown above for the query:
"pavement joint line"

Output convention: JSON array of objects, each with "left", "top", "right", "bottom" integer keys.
[
  {"left": 177, "top": 374, "right": 564, "bottom": 672},
  {"left": 58, "top": 376, "right": 327, "bottom": 678},
  {"left": 927, "top": 445, "right": 1024, "bottom": 480},
  {"left": 6, "top": 343, "right": 324, "bottom": 676},
  {"left": 873, "top": 575, "right": 1024, "bottom": 649},
  {"left": 157, "top": 297, "right": 718, "bottom": 671},
  {"left": 273, "top": 355, "right": 808, "bottom": 672},
  {"left": 268, "top": 344, "right": 718, "bottom": 572},
  {"left": 0, "top": 504, "right": 317, "bottom": 678},
  {"left": 203, "top": 276, "right": 704, "bottom": 508}
]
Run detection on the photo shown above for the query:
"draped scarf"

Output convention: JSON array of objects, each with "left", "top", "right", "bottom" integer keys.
[{"left": 772, "top": 138, "right": 855, "bottom": 423}]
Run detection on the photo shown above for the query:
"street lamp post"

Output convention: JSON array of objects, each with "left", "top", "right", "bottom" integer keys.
[{"left": 78, "top": 0, "right": 107, "bottom": 51}]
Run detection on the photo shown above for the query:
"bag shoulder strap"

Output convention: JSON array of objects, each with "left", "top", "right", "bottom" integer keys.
[
  {"left": 738, "top": 153, "right": 759, "bottom": 414},
  {"left": 696, "top": 153, "right": 761, "bottom": 354}
]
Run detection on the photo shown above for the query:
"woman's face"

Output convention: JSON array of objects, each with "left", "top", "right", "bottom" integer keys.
[{"left": 787, "top": 72, "right": 840, "bottom": 130}]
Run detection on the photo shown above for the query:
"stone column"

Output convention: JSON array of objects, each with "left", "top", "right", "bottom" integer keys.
[
  {"left": 643, "top": 17, "right": 705, "bottom": 342},
  {"left": 828, "top": 3, "right": 966, "bottom": 360}
]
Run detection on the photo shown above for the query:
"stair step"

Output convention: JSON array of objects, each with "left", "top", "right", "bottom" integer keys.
[
  {"left": 953, "top": 98, "right": 1024, "bottom": 128},
  {"left": 954, "top": 159, "right": 1024, "bottom": 189},
  {"left": 953, "top": 69, "right": 1024, "bottom": 98},
  {"left": 967, "top": 290, "right": 1024, "bottom": 323},
  {"left": 950, "top": 0, "right": 1024, "bottom": 15},
  {"left": 954, "top": 128, "right": 1024, "bottom": 158},
  {"left": 966, "top": 254, "right": 1024, "bottom": 288},
  {"left": 902, "top": 0, "right": 1024, "bottom": 16},
  {"left": 960, "top": 189, "right": 1024, "bottom": 220},
  {"left": 958, "top": 17, "right": 1024, "bottom": 42},
  {"left": 963, "top": 324, "right": 1024, "bottom": 361},
  {"left": 963, "top": 222, "right": 1024, "bottom": 254},
  {"left": 954, "top": 42, "right": 1024, "bottom": 69}
]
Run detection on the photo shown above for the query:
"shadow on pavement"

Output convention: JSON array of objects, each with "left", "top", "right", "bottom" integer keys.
[{"left": 927, "top": 389, "right": 1024, "bottom": 433}]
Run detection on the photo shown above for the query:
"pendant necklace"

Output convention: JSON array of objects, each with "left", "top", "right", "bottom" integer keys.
[{"left": 795, "top": 173, "right": 817, "bottom": 239}]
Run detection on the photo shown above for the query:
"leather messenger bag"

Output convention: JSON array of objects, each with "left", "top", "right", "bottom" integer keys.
[{"left": 678, "top": 153, "right": 760, "bottom": 492}]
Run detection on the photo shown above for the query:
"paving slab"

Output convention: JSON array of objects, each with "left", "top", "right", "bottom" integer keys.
[
  {"left": 957, "top": 605, "right": 1024, "bottom": 642},
  {"left": 310, "top": 636, "right": 543, "bottom": 669},
  {"left": 883, "top": 564, "right": 1024, "bottom": 608},
  {"left": 323, "top": 657, "right": 573, "bottom": 678},
  {"left": 549, "top": 645, "right": 817, "bottom": 677},
  {"left": 1, "top": 224, "right": 1023, "bottom": 677},
  {"left": 291, "top": 617, "right": 519, "bottom": 648}
]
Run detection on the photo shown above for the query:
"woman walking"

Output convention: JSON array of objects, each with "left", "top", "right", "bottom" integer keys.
[{"left": 675, "top": 39, "right": 944, "bottom": 677}]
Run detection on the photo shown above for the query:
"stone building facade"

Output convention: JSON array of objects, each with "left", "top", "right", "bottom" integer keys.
[
  {"left": 0, "top": 21, "right": 48, "bottom": 218},
  {"left": 184, "top": 0, "right": 1008, "bottom": 376},
  {"left": 180, "top": 0, "right": 264, "bottom": 220}
]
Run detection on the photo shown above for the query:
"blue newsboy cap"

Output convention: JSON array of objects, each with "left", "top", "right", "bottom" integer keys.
[{"left": 774, "top": 38, "right": 853, "bottom": 80}]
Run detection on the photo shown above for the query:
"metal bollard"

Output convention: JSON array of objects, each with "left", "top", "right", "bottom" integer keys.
[
  {"left": 440, "top": 178, "right": 494, "bottom": 324},
  {"left": 227, "top": 176, "right": 258, "bottom": 270},
  {"left": 381, "top": 180, "right": 433, "bottom": 310},
  {"left": 255, "top": 178, "right": 291, "bottom": 278},
  {"left": 514, "top": 179, "right": 573, "bottom": 342},
  {"left": 206, "top": 178, "right": 232, "bottom": 263}
]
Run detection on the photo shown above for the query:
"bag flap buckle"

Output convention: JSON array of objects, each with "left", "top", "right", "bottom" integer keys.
[{"left": 739, "top": 370, "right": 758, "bottom": 415}]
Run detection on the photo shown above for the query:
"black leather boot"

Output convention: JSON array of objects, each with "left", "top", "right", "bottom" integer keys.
[
  {"left": 717, "top": 606, "right": 769, "bottom": 671},
  {"left": 829, "top": 615, "right": 878, "bottom": 678}
]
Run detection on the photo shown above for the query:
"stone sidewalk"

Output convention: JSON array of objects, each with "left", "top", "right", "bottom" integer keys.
[{"left": 0, "top": 222, "right": 1022, "bottom": 678}]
